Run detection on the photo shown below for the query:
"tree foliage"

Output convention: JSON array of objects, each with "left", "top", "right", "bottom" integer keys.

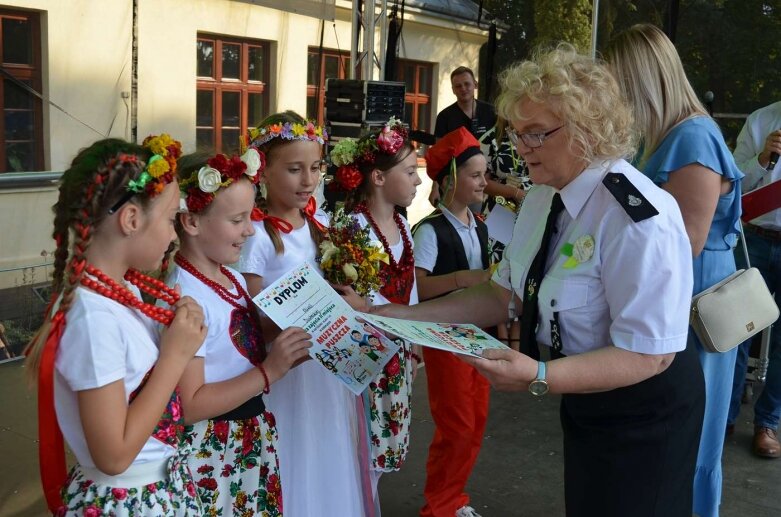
[
  {"left": 534, "top": 0, "right": 593, "bottom": 52},
  {"left": 481, "top": 0, "right": 781, "bottom": 144}
]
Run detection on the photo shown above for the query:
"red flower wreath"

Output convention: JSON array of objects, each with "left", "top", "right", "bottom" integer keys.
[
  {"left": 208, "top": 153, "right": 249, "bottom": 181},
  {"left": 186, "top": 189, "right": 215, "bottom": 213},
  {"left": 335, "top": 165, "right": 364, "bottom": 191}
]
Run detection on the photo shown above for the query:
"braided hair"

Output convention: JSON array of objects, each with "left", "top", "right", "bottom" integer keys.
[
  {"left": 251, "top": 111, "right": 324, "bottom": 254},
  {"left": 25, "top": 139, "right": 153, "bottom": 381}
]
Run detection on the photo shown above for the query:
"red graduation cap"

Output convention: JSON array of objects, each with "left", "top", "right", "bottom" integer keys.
[{"left": 425, "top": 126, "right": 482, "bottom": 183}]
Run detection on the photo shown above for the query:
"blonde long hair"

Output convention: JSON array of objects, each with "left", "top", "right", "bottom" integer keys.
[{"left": 605, "top": 23, "right": 708, "bottom": 163}]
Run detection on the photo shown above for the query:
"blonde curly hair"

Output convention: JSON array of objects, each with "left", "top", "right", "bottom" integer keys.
[{"left": 496, "top": 44, "right": 637, "bottom": 165}]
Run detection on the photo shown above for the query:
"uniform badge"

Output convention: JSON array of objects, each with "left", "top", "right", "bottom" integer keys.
[
  {"left": 560, "top": 235, "right": 595, "bottom": 269},
  {"left": 550, "top": 314, "right": 562, "bottom": 351},
  {"left": 602, "top": 172, "right": 659, "bottom": 223},
  {"left": 526, "top": 278, "right": 537, "bottom": 299}
]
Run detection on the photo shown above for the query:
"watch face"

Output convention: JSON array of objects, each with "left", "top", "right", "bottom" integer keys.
[{"left": 529, "top": 380, "right": 549, "bottom": 397}]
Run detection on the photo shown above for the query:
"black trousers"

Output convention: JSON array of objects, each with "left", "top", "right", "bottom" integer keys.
[{"left": 560, "top": 340, "right": 705, "bottom": 517}]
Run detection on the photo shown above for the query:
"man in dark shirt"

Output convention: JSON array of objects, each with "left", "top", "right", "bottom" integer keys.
[
  {"left": 434, "top": 66, "right": 496, "bottom": 140},
  {"left": 429, "top": 66, "right": 497, "bottom": 206}
]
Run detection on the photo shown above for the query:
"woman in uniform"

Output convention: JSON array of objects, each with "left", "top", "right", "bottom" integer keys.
[{"left": 373, "top": 45, "right": 705, "bottom": 517}]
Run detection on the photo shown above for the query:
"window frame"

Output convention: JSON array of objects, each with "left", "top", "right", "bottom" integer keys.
[
  {"left": 196, "top": 33, "right": 270, "bottom": 153},
  {"left": 306, "top": 47, "right": 351, "bottom": 125},
  {"left": 396, "top": 58, "right": 433, "bottom": 134},
  {"left": 0, "top": 8, "right": 43, "bottom": 173}
]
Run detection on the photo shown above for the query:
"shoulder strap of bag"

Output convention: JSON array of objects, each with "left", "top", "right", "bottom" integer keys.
[{"left": 739, "top": 221, "right": 751, "bottom": 269}]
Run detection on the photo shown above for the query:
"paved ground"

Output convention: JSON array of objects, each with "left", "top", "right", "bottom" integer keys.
[{"left": 2, "top": 359, "right": 780, "bottom": 516}]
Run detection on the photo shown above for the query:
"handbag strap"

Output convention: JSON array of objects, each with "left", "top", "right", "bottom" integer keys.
[{"left": 738, "top": 220, "right": 751, "bottom": 269}]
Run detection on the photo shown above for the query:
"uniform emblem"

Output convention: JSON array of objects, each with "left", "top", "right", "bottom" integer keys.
[
  {"left": 526, "top": 278, "right": 537, "bottom": 299},
  {"left": 603, "top": 172, "right": 659, "bottom": 223},
  {"left": 550, "top": 315, "right": 562, "bottom": 351}
]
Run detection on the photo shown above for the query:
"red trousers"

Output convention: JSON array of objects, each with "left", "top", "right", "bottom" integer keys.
[{"left": 420, "top": 348, "right": 490, "bottom": 517}]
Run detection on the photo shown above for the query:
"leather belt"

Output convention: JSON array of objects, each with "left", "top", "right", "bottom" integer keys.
[
  {"left": 214, "top": 394, "right": 265, "bottom": 421},
  {"left": 745, "top": 223, "right": 781, "bottom": 242}
]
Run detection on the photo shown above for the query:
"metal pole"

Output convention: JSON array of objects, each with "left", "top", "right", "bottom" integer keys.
[
  {"left": 590, "top": 0, "right": 599, "bottom": 58},
  {"left": 378, "top": 0, "right": 388, "bottom": 78},
  {"left": 363, "top": 0, "right": 376, "bottom": 80},
  {"left": 350, "top": 0, "right": 360, "bottom": 79}
]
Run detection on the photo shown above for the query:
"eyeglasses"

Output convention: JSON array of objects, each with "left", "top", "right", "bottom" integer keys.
[{"left": 507, "top": 125, "right": 564, "bottom": 149}]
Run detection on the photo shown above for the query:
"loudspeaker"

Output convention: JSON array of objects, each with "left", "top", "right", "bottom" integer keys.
[{"left": 325, "top": 79, "right": 405, "bottom": 125}]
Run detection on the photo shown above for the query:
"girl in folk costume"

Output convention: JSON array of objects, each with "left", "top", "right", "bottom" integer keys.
[
  {"left": 25, "top": 136, "right": 207, "bottom": 516},
  {"left": 239, "top": 111, "right": 370, "bottom": 517},
  {"left": 329, "top": 119, "right": 424, "bottom": 507},
  {"left": 168, "top": 149, "right": 312, "bottom": 515}
]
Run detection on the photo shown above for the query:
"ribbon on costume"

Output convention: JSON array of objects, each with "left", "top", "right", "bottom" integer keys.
[
  {"left": 303, "top": 197, "right": 327, "bottom": 232},
  {"left": 37, "top": 310, "right": 68, "bottom": 512},
  {"left": 250, "top": 208, "right": 294, "bottom": 233}
]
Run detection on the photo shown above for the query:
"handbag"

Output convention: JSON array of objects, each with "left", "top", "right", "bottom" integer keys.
[{"left": 690, "top": 222, "right": 779, "bottom": 353}]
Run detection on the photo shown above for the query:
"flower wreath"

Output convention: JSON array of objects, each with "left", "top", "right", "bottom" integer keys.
[
  {"left": 246, "top": 120, "right": 328, "bottom": 150},
  {"left": 132, "top": 134, "right": 183, "bottom": 196},
  {"left": 329, "top": 117, "right": 408, "bottom": 191},
  {"left": 108, "top": 133, "right": 183, "bottom": 214},
  {"left": 179, "top": 149, "right": 265, "bottom": 213}
]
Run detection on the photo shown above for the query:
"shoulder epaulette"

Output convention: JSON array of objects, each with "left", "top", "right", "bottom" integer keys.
[{"left": 602, "top": 172, "right": 659, "bottom": 223}]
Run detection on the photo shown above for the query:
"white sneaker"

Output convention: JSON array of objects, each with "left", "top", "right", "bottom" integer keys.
[{"left": 455, "top": 505, "right": 483, "bottom": 517}]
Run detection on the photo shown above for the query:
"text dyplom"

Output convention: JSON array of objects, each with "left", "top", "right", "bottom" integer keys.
[{"left": 253, "top": 263, "right": 398, "bottom": 395}]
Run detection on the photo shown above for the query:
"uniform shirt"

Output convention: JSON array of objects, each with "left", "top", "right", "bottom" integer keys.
[
  {"left": 434, "top": 99, "right": 496, "bottom": 140},
  {"left": 492, "top": 159, "right": 693, "bottom": 356},
  {"left": 167, "top": 265, "right": 256, "bottom": 384},
  {"left": 414, "top": 205, "right": 484, "bottom": 272},
  {"left": 54, "top": 285, "right": 175, "bottom": 468},
  {"left": 733, "top": 100, "right": 781, "bottom": 230},
  {"left": 239, "top": 209, "right": 329, "bottom": 287}
]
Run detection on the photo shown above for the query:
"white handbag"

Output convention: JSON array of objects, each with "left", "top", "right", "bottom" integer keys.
[{"left": 690, "top": 223, "right": 779, "bottom": 353}]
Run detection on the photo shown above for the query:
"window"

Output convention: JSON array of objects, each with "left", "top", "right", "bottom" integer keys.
[
  {"left": 396, "top": 59, "right": 433, "bottom": 134},
  {"left": 196, "top": 34, "right": 270, "bottom": 153},
  {"left": 306, "top": 48, "right": 350, "bottom": 125},
  {"left": 0, "top": 9, "right": 42, "bottom": 172}
]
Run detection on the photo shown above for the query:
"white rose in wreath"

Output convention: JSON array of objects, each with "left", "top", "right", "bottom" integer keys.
[
  {"left": 241, "top": 148, "right": 261, "bottom": 177},
  {"left": 197, "top": 166, "right": 223, "bottom": 193}
]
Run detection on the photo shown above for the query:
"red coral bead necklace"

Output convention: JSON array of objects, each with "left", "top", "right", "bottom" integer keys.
[
  {"left": 173, "top": 253, "right": 252, "bottom": 310},
  {"left": 81, "top": 264, "right": 180, "bottom": 325},
  {"left": 354, "top": 203, "right": 414, "bottom": 273}
]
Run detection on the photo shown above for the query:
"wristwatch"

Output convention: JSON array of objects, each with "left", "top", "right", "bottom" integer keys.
[{"left": 528, "top": 361, "right": 549, "bottom": 396}]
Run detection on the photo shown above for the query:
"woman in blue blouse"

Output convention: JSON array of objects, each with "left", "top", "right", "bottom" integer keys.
[{"left": 607, "top": 24, "right": 744, "bottom": 517}]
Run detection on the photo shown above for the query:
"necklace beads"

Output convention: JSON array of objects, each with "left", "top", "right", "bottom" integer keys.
[
  {"left": 354, "top": 203, "right": 414, "bottom": 273},
  {"left": 173, "top": 254, "right": 252, "bottom": 311},
  {"left": 81, "top": 265, "right": 178, "bottom": 325}
]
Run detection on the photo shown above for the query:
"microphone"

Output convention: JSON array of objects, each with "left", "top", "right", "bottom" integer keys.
[
  {"left": 704, "top": 91, "right": 714, "bottom": 116},
  {"left": 768, "top": 151, "right": 779, "bottom": 172}
]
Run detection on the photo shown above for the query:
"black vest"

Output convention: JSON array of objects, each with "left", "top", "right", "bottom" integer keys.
[
  {"left": 413, "top": 210, "right": 496, "bottom": 335},
  {"left": 412, "top": 210, "right": 490, "bottom": 277}
]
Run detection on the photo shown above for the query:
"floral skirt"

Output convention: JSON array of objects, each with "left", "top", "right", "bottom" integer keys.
[
  {"left": 187, "top": 411, "right": 282, "bottom": 516},
  {"left": 58, "top": 453, "right": 201, "bottom": 516},
  {"left": 367, "top": 346, "right": 414, "bottom": 472}
]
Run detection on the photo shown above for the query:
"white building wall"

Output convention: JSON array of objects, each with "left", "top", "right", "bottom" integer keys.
[{"left": 0, "top": 0, "right": 487, "bottom": 285}]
